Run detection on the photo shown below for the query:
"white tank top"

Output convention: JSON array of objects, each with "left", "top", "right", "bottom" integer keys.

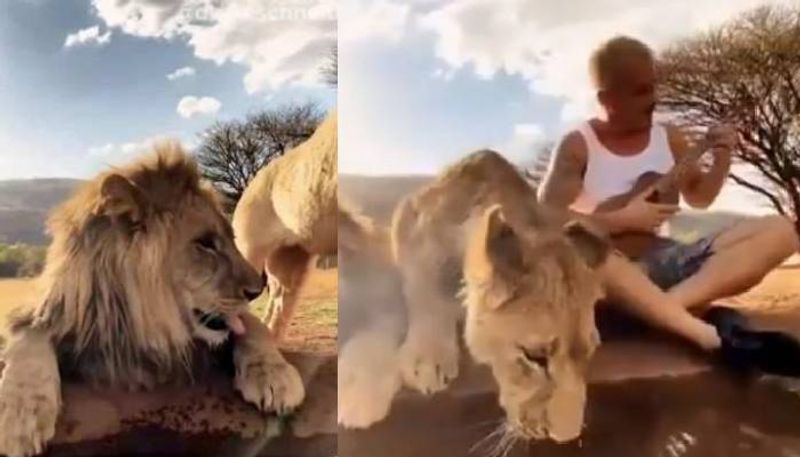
[{"left": 573, "top": 121, "right": 675, "bottom": 212}]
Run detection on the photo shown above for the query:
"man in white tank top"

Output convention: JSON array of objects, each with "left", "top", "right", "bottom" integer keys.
[{"left": 538, "top": 36, "right": 800, "bottom": 375}]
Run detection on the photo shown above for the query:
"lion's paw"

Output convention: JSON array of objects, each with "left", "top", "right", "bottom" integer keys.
[
  {"left": 398, "top": 333, "right": 459, "bottom": 395},
  {"left": 0, "top": 382, "right": 59, "bottom": 457},
  {"left": 337, "top": 334, "right": 401, "bottom": 428},
  {"left": 235, "top": 357, "right": 305, "bottom": 415}
]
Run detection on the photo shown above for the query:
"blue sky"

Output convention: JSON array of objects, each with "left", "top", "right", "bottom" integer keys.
[
  {"left": 0, "top": 0, "right": 336, "bottom": 180},
  {"left": 340, "top": 0, "right": 792, "bottom": 215},
  {"left": 2, "top": 0, "right": 790, "bottom": 216}
]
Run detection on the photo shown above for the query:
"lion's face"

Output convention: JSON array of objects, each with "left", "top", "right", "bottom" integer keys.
[
  {"left": 162, "top": 188, "right": 265, "bottom": 345},
  {"left": 463, "top": 205, "right": 607, "bottom": 443},
  {"left": 93, "top": 153, "right": 265, "bottom": 347}
]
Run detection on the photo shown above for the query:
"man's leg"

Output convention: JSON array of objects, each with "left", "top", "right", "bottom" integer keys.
[
  {"left": 599, "top": 252, "right": 722, "bottom": 351},
  {"left": 667, "top": 215, "right": 799, "bottom": 309}
]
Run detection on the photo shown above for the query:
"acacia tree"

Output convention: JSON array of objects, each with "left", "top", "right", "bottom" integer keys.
[
  {"left": 657, "top": 5, "right": 800, "bottom": 231},
  {"left": 195, "top": 120, "right": 263, "bottom": 205},
  {"left": 196, "top": 102, "right": 323, "bottom": 208},
  {"left": 248, "top": 102, "right": 323, "bottom": 158}
]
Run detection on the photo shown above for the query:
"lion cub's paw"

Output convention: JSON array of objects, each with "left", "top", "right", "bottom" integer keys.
[
  {"left": 398, "top": 333, "right": 459, "bottom": 395},
  {"left": 0, "top": 382, "right": 59, "bottom": 457},
  {"left": 337, "top": 333, "right": 401, "bottom": 428},
  {"left": 235, "top": 356, "right": 305, "bottom": 415}
]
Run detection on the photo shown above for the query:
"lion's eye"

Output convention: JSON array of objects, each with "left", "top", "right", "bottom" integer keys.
[
  {"left": 519, "top": 345, "right": 549, "bottom": 370},
  {"left": 194, "top": 232, "right": 218, "bottom": 252}
]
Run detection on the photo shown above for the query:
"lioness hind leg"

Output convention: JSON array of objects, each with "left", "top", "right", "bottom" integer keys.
[
  {"left": 0, "top": 330, "right": 61, "bottom": 457},
  {"left": 397, "top": 260, "right": 461, "bottom": 395},
  {"left": 233, "top": 313, "right": 305, "bottom": 414},
  {"left": 265, "top": 245, "right": 313, "bottom": 339},
  {"left": 263, "top": 275, "right": 284, "bottom": 326}
]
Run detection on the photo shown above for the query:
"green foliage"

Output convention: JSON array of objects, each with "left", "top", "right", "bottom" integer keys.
[{"left": 0, "top": 243, "right": 46, "bottom": 278}]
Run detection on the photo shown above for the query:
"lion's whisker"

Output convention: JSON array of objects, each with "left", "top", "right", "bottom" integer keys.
[
  {"left": 499, "top": 428, "right": 521, "bottom": 457},
  {"left": 470, "top": 421, "right": 508, "bottom": 455},
  {"left": 487, "top": 426, "right": 513, "bottom": 457},
  {"left": 483, "top": 423, "right": 522, "bottom": 457}
]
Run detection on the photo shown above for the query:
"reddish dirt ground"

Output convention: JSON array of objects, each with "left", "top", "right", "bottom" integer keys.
[{"left": 279, "top": 267, "right": 338, "bottom": 356}]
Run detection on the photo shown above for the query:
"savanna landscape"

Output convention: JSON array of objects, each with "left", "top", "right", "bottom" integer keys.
[
  {"left": 0, "top": 270, "right": 338, "bottom": 355},
  {"left": 0, "top": 176, "right": 338, "bottom": 355}
]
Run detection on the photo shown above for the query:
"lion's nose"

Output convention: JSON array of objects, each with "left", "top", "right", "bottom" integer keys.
[
  {"left": 242, "top": 272, "right": 266, "bottom": 301},
  {"left": 243, "top": 285, "right": 263, "bottom": 301},
  {"left": 237, "top": 259, "right": 268, "bottom": 302}
]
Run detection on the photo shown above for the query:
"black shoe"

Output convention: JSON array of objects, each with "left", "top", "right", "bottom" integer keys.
[
  {"left": 702, "top": 305, "right": 800, "bottom": 377},
  {"left": 703, "top": 305, "right": 749, "bottom": 341},
  {"left": 702, "top": 305, "right": 756, "bottom": 372}
]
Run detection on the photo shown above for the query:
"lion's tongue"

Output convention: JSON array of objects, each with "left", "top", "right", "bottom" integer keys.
[{"left": 226, "top": 314, "right": 246, "bottom": 336}]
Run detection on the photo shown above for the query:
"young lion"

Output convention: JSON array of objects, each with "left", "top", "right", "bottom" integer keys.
[
  {"left": 392, "top": 149, "right": 609, "bottom": 441},
  {"left": 0, "top": 146, "right": 304, "bottom": 457}
]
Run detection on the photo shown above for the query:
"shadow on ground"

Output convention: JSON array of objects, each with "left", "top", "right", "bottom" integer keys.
[
  {"left": 41, "top": 351, "right": 336, "bottom": 457},
  {"left": 339, "top": 309, "right": 800, "bottom": 457}
]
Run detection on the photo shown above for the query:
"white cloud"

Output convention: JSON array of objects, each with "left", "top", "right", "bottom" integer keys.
[
  {"left": 431, "top": 67, "right": 456, "bottom": 81},
  {"left": 496, "top": 123, "right": 547, "bottom": 165},
  {"left": 91, "top": 0, "right": 337, "bottom": 93},
  {"left": 418, "top": 0, "right": 794, "bottom": 122},
  {"left": 64, "top": 25, "right": 112, "bottom": 48},
  {"left": 166, "top": 66, "right": 196, "bottom": 81},
  {"left": 87, "top": 135, "right": 168, "bottom": 158},
  {"left": 340, "top": 0, "right": 410, "bottom": 43},
  {"left": 176, "top": 96, "right": 222, "bottom": 118},
  {"left": 513, "top": 123, "right": 545, "bottom": 139}
]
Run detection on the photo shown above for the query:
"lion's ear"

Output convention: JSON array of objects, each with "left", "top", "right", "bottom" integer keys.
[
  {"left": 466, "top": 205, "right": 524, "bottom": 310},
  {"left": 564, "top": 220, "right": 609, "bottom": 269},
  {"left": 99, "top": 174, "right": 146, "bottom": 224}
]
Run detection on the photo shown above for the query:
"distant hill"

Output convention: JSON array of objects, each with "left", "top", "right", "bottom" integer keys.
[
  {"left": 339, "top": 174, "right": 431, "bottom": 223},
  {"left": 0, "top": 179, "right": 83, "bottom": 245}
]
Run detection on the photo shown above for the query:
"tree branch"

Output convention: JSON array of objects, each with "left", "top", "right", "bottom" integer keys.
[{"left": 729, "top": 172, "right": 786, "bottom": 214}]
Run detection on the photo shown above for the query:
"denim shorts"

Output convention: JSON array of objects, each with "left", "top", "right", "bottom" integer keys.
[{"left": 636, "top": 235, "right": 718, "bottom": 290}]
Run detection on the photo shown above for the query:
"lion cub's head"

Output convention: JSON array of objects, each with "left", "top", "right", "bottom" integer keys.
[
  {"left": 463, "top": 205, "right": 608, "bottom": 443},
  {"left": 26, "top": 144, "right": 264, "bottom": 383}
]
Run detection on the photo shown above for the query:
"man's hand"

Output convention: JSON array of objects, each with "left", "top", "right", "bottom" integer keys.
[
  {"left": 611, "top": 190, "right": 679, "bottom": 233},
  {"left": 669, "top": 124, "right": 734, "bottom": 209}
]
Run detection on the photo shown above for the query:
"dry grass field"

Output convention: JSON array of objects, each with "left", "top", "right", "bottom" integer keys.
[{"left": 0, "top": 267, "right": 339, "bottom": 355}]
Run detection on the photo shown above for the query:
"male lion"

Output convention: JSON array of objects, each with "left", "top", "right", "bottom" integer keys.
[
  {"left": 392, "top": 149, "right": 609, "bottom": 441},
  {"left": 233, "top": 111, "right": 337, "bottom": 339},
  {"left": 0, "top": 146, "right": 304, "bottom": 457}
]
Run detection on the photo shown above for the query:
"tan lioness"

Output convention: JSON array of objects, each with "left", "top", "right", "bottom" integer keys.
[{"left": 232, "top": 111, "right": 337, "bottom": 338}]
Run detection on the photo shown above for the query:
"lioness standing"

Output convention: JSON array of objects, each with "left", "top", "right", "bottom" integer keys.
[{"left": 233, "top": 111, "right": 337, "bottom": 339}]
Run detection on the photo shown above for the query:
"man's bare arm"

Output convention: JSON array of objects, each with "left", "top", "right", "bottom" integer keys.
[
  {"left": 537, "top": 131, "right": 629, "bottom": 233},
  {"left": 537, "top": 131, "right": 585, "bottom": 207},
  {"left": 667, "top": 125, "right": 731, "bottom": 209}
]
